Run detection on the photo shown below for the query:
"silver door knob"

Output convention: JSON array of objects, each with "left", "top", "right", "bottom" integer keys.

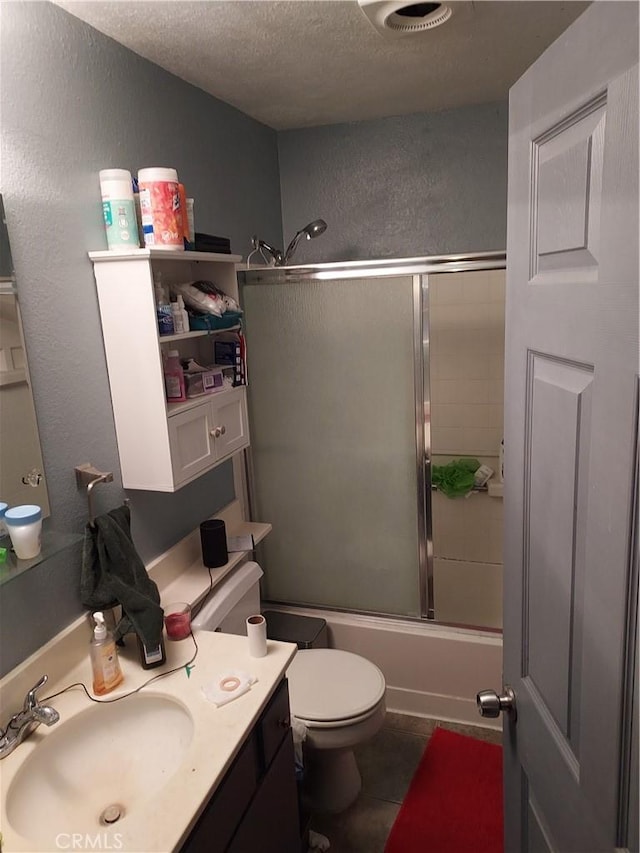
[
  {"left": 220, "top": 425, "right": 226, "bottom": 435},
  {"left": 476, "top": 686, "right": 517, "bottom": 721},
  {"left": 210, "top": 427, "right": 222, "bottom": 438}
]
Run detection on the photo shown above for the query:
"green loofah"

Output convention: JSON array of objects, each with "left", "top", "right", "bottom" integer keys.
[{"left": 432, "top": 458, "right": 480, "bottom": 498}]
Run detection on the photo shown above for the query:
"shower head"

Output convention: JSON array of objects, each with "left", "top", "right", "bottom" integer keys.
[
  {"left": 282, "top": 219, "right": 328, "bottom": 264},
  {"left": 303, "top": 219, "right": 327, "bottom": 239},
  {"left": 252, "top": 219, "right": 328, "bottom": 267}
]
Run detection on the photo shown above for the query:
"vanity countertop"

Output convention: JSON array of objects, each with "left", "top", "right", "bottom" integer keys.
[{"left": 0, "top": 629, "right": 297, "bottom": 852}]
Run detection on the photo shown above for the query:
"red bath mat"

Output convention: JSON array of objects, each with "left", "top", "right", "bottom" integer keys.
[{"left": 384, "top": 726, "right": 503, "bottom": 853}]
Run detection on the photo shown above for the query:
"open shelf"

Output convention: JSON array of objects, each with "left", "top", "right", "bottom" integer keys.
[
  {"left": 0, "top": 529, "right": 83, "bottom": 586},
  {"left": 89, "top": 249, "right": 243, "bottom": 264},
  {"left": 159, "top": 324, "right": 241, "bottom": 344}
]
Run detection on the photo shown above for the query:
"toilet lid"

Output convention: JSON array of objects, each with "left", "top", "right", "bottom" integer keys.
[{"left": 287, "top": 649, "right": 386, "bottom": 723}]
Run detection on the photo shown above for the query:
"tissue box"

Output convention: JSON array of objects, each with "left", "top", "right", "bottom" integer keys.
[{"left": 184, "top": 365, "right": 225, "bottom": 397}]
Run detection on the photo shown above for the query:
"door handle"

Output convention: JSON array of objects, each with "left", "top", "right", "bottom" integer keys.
[{"left": 476, "top": 686, "right": 517, "bottom": 722}]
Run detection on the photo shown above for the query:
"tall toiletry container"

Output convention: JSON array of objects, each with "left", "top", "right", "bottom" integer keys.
[
  {"left": 138, "top": 167, "right": 184, "bottom": 251},
  {"left": 99, "top": 169, "right": 140, "bottom": 251}
]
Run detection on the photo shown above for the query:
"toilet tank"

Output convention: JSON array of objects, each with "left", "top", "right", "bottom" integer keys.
[{"left": 192, "top": 561, "right": 263, "bottom": 635}]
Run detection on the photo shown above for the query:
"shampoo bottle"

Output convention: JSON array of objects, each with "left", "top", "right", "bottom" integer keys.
[
  {"left": 154, "top": 272, "right": 174, "bottom": 336},
  {"left": 90, "top": 611, "right": 124, "bottom": 695},
  {"left": 171, "top": 295, "right": 189, "bottom": 334}
]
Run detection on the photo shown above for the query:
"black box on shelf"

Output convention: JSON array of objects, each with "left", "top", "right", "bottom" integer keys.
[
  {"left": 214, "top": 339, "right": 241, "bottom": 365},
  {"left": 194, "top": 232, "right": 232, "bottom": 254},
  {"left": 214, "top": 334, "right": 245, "bottom": 387}
]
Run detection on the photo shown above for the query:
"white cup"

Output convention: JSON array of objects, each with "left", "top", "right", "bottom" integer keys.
[
  {"left": 246, "top": 614, "right": 267, "bottom": 658},
  {"left": 5, "top": 504, "right": 42, "bottom": 559}
]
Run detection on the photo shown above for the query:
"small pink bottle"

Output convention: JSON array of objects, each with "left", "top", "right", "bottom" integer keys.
[{"left": 164, "top": 349, "right": 186, "bottom": 402}]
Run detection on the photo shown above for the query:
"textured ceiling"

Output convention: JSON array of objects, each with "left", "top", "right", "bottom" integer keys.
[{"left": 55, "top": 0, "right": 589, "bottom": 130}]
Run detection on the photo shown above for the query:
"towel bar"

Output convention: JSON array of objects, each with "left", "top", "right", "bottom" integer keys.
[{"left": 74, "top": 464, "right": 114, "bottom": 526}]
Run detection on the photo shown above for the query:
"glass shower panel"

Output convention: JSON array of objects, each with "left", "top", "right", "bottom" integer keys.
[
  {"left": 242, "top": 275, "right": 421, "bottom": 617},
  {"left": 428, "top": 269, "right": 506, "bottom": 629}
]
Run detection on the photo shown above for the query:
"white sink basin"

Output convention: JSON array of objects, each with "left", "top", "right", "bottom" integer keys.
[{"left": 6, "top": 694, "right": 194, "bottom": 845}]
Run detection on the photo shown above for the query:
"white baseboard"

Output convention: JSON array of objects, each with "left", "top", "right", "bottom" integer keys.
[{"left": 385, "top": 686, "right": 501, "bottom": 730}]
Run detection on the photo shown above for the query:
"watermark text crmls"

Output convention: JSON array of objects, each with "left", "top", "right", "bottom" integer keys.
[{"left": 55, "top": 833, "right": 124, "bottom": 850}]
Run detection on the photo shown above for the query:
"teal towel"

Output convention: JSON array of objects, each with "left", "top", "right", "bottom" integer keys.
[
  {"left": 81, "top": 505, "right": 164, "bottom": 649},
  {"left": 432, "top": 458, "right": 480, "bottom": 498}
]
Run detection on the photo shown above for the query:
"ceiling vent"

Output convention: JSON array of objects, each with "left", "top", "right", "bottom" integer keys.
[{"left": 357, "top": 0, "right": 454, "bottom": 37}]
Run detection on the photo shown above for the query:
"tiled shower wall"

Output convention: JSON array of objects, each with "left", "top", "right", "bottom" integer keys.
[
  {"left": 429, "top": 269, "right": 506, "bottom": 630},
  {"left": 432, "top": 492, "right": 503, "bottom": 629},
  {"left": 429, "top": 269, "right": 505, "bottom": 457}
]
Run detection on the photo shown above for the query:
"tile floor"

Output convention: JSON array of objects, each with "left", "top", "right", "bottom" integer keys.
[{"left": 308, "top": 712, "right": 502, "bottom": 853}]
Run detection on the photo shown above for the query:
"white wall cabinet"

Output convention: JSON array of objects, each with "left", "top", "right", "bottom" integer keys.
[
  {"left": 167, "top": 387, "right": 248, "bottom": 485},
  {"left": 90, "top": 249, "right": 249, "bottom": 492}
]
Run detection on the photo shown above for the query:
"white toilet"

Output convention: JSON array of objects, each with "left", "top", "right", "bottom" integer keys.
[
  {"left": 287, "top": 648, "right": 386, "bottom": 813},
  {"left": 192, "top": 561, "right": 387, "bottom": 814}
]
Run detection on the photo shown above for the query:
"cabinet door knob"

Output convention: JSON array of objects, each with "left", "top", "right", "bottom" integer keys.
[
  {"left": 210, "top": 427, "right": 222, "bottom": 438},
  {"left": 220, "top": 425, "right": 226, "bottom": 435}
]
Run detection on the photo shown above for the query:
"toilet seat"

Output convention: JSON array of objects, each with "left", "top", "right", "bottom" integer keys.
[
  {"left": 293, "top": 698, "right": 386, "bottom": 729},
  {"left": 287, "top": 649, "right": 385, "bottom": 725}
]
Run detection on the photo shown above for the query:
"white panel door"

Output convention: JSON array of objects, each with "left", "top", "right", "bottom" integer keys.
[{"left": 502, "top": 3, "right": 638, "bottom": 851}]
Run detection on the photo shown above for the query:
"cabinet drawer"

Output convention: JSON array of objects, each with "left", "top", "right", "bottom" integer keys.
[
  {"left": 258, "top": 678, "right": 292, "bottom": 773},
  {"left": 180, "top": 733, "right": 259, "bottom": 853}
]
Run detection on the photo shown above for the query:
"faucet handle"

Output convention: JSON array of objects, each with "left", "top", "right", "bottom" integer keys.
[{"left": 24, "top": 674, "right": 49, "bottom": 711}]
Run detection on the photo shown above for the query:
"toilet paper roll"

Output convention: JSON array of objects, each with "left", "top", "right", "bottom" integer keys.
[{"left": 246, "top": 614, "right": 267, "bottom": 658}]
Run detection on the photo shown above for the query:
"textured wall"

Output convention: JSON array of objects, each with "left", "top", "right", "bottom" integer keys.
[
  {"left": 278, "top": 103, "right": 508, "bottom": 264},
  {"left": 0, "top": 1, "right": 282, "bottom": 675},
  {"left": 0, "top": 3, "right": 509, "bottom": 676}
]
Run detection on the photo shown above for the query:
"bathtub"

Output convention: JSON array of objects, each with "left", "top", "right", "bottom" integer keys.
[{"left": 264, "top": 604, "right": 503, "bottom": 730}]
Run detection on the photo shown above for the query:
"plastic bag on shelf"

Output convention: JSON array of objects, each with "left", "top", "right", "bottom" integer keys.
[{"left": 170, "top": 280, "right": 239, "bottom": 316}]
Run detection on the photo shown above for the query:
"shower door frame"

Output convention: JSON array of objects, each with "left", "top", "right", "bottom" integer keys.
[{"left": 238, "top": 250, "right": 507, "bottom": 624}]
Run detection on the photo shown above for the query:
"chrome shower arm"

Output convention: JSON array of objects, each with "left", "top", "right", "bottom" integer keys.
[
  {"left": 282, "top": 230, "right": 306, "bottom": 266},
  {"left": 252, "top": 235, "right": 283, "bottom": 266},
  {"left": 253, "top": 220, "right": 326, "bottom": 267}
]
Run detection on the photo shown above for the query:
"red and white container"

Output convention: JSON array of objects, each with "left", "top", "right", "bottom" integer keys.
[{"left": 138, "top": 167, "right": 184, "bottom": 251}]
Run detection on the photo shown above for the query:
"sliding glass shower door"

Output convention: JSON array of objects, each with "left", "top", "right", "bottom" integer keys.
[{"left": 241, "top": 273, "right": 423, "bottom": 617}]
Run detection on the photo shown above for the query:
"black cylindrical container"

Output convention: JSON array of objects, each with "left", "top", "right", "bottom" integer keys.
[{"left": 200, "top": 519, "right": 228, "bottom": 568}]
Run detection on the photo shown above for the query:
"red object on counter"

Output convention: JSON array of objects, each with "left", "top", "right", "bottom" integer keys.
[{"left": 165, "top": 610, "right": 191, "bottom": 640}]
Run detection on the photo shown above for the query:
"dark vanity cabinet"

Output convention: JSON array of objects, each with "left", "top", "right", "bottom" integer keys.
[{"left": 181, "top": 679, "right": 301, "bottom": 853}]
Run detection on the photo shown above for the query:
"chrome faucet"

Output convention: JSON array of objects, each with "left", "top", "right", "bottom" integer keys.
[{"left": 0, "top": 675, "right": 60, "bottom": 759}]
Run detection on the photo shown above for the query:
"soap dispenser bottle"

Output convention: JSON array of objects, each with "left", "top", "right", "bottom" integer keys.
[{"left": 90, "top": 611, "right": 124, "bottom": 695}]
